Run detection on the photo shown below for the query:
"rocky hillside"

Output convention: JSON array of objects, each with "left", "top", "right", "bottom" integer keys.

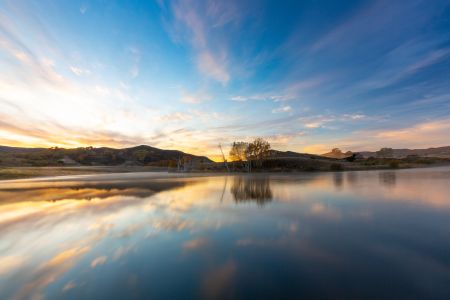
[{"left": 321, "top": 148, "right": 353, "bottom": 159}]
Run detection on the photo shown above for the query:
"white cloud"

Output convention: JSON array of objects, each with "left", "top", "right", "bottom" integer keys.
[
  {"left": 230, "top": 96, "right": 247, "bottom": 102},
  {"left": 272, "top": 105, "right": 292, "bottom": 113},
  {"left": 62, "top": 281, "right": 76, "bottom": 292},
  {"left": 91, "top": 256, "right": 107, "bottom": 268},
  {"left": 300, "top": 113, "right": 367, "bottom": 129},
  {"left": 70, "top": 66, "right": 91, "bottom": 76},
  {"left": 127, "top": 47, "right": 141, "bottom": 79},
  {"left": 369, "top": 120, "right": 450, "bottom": 147},
  {"left": 169, "top": 0, "right": 230, "bottom": 85},
  {"left": 130, "top": 65, "right": 139, "bottom": 78},
  {"left": 180, "top": 91, "right": 210, "bottom": 104},
  {"left": 158, "top": 112, "right": 193, "bottom": 122},
  {"left": 80, "top": 4, "right": 88, "bottom": 14},
  {"left": 345, "top": 114, "right": 366, "bottom": 120},
  {"left": 197, "top": 50, "right": 229, "bottom": 85},
  {"left": 305, "top": 122, "right": 322, "bottom": 128},
  {"left": 181, "top": 95, "right": 202, "bottom": 104},
  {"left": 230, "top": 94, "right": 285, "bottom": 102},
  {"left": 0, "top": 255, "right": 27, "bottom": 275}
]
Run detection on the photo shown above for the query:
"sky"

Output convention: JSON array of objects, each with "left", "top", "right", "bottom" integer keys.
[{"left": 0, "top": 0, "right": 449, "bottom": 160}]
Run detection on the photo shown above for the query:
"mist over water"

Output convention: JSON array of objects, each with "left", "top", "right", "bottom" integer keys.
[{"left": 1, "top": 167, "right": 450, "bottom": 299}]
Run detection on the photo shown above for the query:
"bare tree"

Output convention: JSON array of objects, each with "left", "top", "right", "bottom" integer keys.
[{"left": 218, "top": 144, "right": 229, "bottom": 172}]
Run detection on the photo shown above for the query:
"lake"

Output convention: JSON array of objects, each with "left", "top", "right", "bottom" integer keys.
[{"left": 1, "top": 167, "right": 450, "bottom": 299}]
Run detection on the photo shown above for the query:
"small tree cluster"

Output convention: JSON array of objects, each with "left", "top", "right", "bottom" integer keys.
[
  {"left": 229, "top": 138, "right": 271, "bottom": 171},
  {"left": 229, "top": 142, "right": 248, "bottom": 162},
  {"left": 247, "top": 138, "right": 271, "bottom": 167}
]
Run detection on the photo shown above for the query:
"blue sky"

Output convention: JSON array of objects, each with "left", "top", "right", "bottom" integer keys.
[{"left": 0, "top": 0, "right": 449, "bottom": 158}]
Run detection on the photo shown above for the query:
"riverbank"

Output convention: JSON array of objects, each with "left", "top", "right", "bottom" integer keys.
[
  {"left": 2, "top": 159, "right": 450, "bottom": 181},
  {"left": 0, "top": 166, "right": 167, "bottom": 180}
]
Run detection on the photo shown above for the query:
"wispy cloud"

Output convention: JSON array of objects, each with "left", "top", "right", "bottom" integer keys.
[
  {"left": 230, "top": 94, "right": 285, "bottom": 102},
  {"left": 305, "top": 122, "right": 322, "bottom": 129},
  {"left": 90, "top": 256, "right": 107, "bottom": 268},
  {"left": 128, "top": 46, "right": 141, "bottom": 79},
  {"left": 80, "top": 4, "right": 88, "bottom": 14},
  {"left": 70, "top": 66, "right": 91, "bottom": 76},
  {"left": 158, "top": 112, "right": 193, "bottom": 122},
  {"left": 272, "top": 105, "right": 291, "bottom": 113},
  {"left": 62, "top": 281, "right": 76, "bottom": 292},
  {"left": 358, "top": 43, "right": 450, "bottom": 90},
  {"left": 180, "top": 91, "right": 210, "bottom": 104},
  {"left": 280, "top": 77, "right": 329, "bottom": 101},
  {"left": 309, "top": 119, "right": 450, "bottom": 153},
  {"left": 165, "top": 0, "right": 234, "bottom": 85},
  {"left": 310, "top": 1, "right": 430, "bottom": 53},
  {"left": 299, "top": 113, "right": 367, "bottom": 129},
  {"left": 369, "top": 119, "right": 450, "bottom": 147},
  {"left": 230, "top": 96, "right": 247, "bottom": 102},
  {"left": 197, "top": 50, "right": 229, "bottom": 84}
]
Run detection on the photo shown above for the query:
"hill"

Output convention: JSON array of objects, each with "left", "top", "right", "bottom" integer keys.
[
  {"left": 358, "top": 146, "right": 450, "bottom": 158},
  {"left": 321, "top": 146, "right": 450, "bottom": 159},
  {"left": 269, "top": 149, "right": 333, "bottom": 160},
  {"left": 0, "top": 145, "right": 212, "bottom": 167},
  {"left": 321, "top": 148, "right": 353, "bottom": 159},
  {"left": 0, "top": 146, "right": 45, "bottom": 153}
]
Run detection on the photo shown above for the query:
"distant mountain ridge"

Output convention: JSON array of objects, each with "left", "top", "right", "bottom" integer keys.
[
  {"left": 322, "top": 146, "right": 450, "bottom": 159},
  {"left": 269, "top": 149, "right": 331, "bottom": 160},
  {"left": 358, "top": 146, "right": 450, "bottom": 158},
  {"left": 0, "top": 145, "right": 212, "bottom": 167},
  {"left": 0, "top": 146, "right": 45, "bottom": 153},
  {"left": 2, "top": 144, "right": 449, "bottom": 167}
]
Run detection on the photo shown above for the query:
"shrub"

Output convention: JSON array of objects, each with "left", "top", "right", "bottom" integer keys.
[
  {"left": 389, "top": 161, "right": 399, "bottom": 169},
  {"left": 330, "top": 163, "right": 343, "bottom": 171},
  {"left": 305, "top": 166, "right": 318, "bottom": 171}
]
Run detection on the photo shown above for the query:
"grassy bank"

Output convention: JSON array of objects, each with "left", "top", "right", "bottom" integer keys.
[{"left": 0, "top": 166, "right": 167, "bottom": 180}]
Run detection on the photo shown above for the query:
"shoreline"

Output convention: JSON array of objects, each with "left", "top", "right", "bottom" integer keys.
[{"left": 1, "top": 163, "right": 450, "bottom": 181}]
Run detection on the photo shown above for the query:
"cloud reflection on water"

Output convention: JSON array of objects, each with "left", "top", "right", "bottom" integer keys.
[{"left": 0, "top": 169, "right": 449, "bottom": 299}]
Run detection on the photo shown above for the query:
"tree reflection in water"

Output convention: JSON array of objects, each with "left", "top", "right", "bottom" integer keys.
[
  {"left": 230, "top": 176, "right": 273, "bottom": 206},
  {"left": 379, "top": 171, "right": 397, "bottom": 188},
  {"left": 333, "top": 172, "right": 344, "bottom": 189}
]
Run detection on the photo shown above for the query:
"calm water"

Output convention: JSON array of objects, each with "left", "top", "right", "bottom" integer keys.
[{"left": 1, "top": 167, "right": 450, "bottom": 299}]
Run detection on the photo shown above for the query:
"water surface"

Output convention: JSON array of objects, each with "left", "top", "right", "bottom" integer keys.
[{"left": 1, "top": 167, "right": 450, "bottom": 299}]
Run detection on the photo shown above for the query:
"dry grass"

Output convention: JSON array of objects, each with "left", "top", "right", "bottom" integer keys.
[{"left": 0, "top": 166, "right": 166, "bottom": 180}]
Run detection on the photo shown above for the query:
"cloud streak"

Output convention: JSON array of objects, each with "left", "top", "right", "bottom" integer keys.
[{"left": 167, "top": 0, "right": 232, "bottom": 85}]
